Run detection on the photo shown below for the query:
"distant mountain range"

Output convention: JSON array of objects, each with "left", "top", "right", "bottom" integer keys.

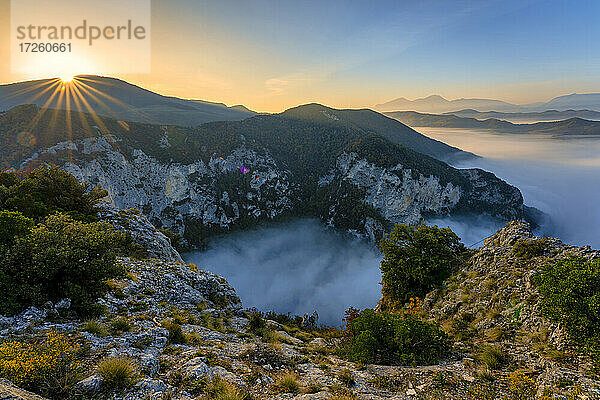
[
  {"left": 385, "top": 111, "right": 600, "bottom": 137},
  {"left": 375, "top": 93, "right": 600, "bottom": 113},
  {"left": 446, "top": 109, "right": 600, "bottom": 123},
  {"left": 0, "top": 76, "right": 255, "bottom": 126}
]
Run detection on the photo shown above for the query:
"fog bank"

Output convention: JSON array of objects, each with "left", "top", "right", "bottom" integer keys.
[
  {"left": 421, "top": 127, "right": 600, "bottom": 248},
  {"left": 184, "top": 219, "right": 382, "bottom": 326}
]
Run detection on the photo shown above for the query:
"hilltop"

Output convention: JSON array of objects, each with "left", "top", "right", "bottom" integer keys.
[
  {"left": 376, "top": 93, "right": 600, "bottom": 114},
  {"left": 0, "top": 76, "right": 254, "bottom": 126}
]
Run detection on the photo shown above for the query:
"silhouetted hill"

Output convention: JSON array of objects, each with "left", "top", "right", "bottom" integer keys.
[
  {"left": 385, "top": 111, "right": 600, "bottom": 137},
  {"left": 280, "top": 103, "right": 474, "bottom": 161},
  {"left": 447, "top": 109, "right": 600, "bottom": 123}
]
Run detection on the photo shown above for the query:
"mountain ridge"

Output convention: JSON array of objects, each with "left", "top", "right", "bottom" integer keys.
[
  {"left": 385, "top": 110, "right": 600, "bottom": 136},
  {"left": 376, "top": 93, "right": 600, "bottom": 113},
  {"left": 0, "top": 76, "right": 255, "bottom": 126}
]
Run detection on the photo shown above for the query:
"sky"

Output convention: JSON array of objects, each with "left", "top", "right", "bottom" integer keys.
[{"left": 0, "top": 0, "right": 599, "bottom": 112}]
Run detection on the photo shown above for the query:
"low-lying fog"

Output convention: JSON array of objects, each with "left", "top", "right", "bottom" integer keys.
[
  {"left": 184, "top": 220, "right": 382, "bottom": 326},
  {"left": 420, "top": 127, "right": 600, "bottom": 249},
  {"left": 185, "top": 128, "right": 600, "bottom": 325}
]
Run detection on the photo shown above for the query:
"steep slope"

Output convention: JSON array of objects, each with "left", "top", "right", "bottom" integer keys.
[
  {"left": 0, "top": 76, "right": 254, "bottom": 126},
  {"left": 0, "top": 105, "right": 532, "bottom": 246},
  {"left": 422, "top": 221, "right": 600, "bottom": 394},
  {"left": 386, "top": 111, "right": 600, "bottom": 137},
  {"left": 280, "top": 103, "right": 474, "bottom": 161}
]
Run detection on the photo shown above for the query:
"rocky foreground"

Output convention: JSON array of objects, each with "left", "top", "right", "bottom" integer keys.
[{"left": 1, "top": 221, "right": 600, "bottom": 400}]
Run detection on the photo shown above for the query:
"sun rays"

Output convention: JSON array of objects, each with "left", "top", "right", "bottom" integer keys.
[{"left": 10, "top": 75, "right": 154, "bottom": 157}]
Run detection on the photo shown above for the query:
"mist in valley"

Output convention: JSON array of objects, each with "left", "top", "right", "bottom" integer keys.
[
  {"left": 184, "top": 219, "right": 382, "bottom": 326},
  {"left": 185, "top": 128, "right": 600, "bottom": 324},
  {"left": 421, "top": 127, "right": 600, "bottom": 249}
]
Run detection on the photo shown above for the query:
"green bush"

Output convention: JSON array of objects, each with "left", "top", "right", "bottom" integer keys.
[
  {"left": 379, "top": 223, "right": 466, "bottom": 310},
  {"left": 0, "top": 165, "right": 106, "bottom": 222},
  {"left": 81, "top": 320, "right": 109, "bottom": 337},
  {"left": 159, "top": 228, "right": 184, "bottom": 251},
  {"left": 342, "top": 309, "right": 450, "bottom": 366},
  {"left": 247, "top": 310, "right": 270, "bottom": 338},
  {"left": 533, "top": 256, "right": 600, "bottom": 358},
  {"left": 110, "top": 318, "right": 132, "bottom": 334},
  {"left": 0, "top": 213, "right": 127, "bottom": 316}
]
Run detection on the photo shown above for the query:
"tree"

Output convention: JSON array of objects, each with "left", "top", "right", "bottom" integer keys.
[
  {"left": 379, "top": 223, "right": 466, "bottom": 310},
  {"left": 343, "top": 308, "right": 450, "bottom": 365}
]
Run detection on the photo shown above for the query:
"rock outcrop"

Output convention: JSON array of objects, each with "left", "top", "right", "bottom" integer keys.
[
  {"left": 2, "top": 220, "right": 600, "bottom": 399},
  {"left": 98, "top": 203, "right": 183, "bottom": 262},
  {"left": 15, "top": 132, "right": 531, "bottom": 245},
  {"left": 0, "top": 379, "right": 47, "bottom": 400},
  {"left": 423, "top": 220, "right": 600, "bottom": 396}
]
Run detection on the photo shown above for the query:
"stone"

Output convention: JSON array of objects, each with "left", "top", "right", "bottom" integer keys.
[
  {"left": 74, "top": 374, "right": 103, "bottom": 393},
  {"left": 55, "top": 298, "right": 71, "bottom": 310},
  {"left": 183, "top": 357, "right": 214, "bottom": 379},
  {"left": 0, "top": 379, "right": 48, "bottom": 400},
  {"left": 135, "top": 378, "right": 167, "bottom": 393}
]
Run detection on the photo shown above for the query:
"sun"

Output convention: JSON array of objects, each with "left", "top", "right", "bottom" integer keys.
[{"left": 59, "top": 74, "right": 74, "bottom": 83}]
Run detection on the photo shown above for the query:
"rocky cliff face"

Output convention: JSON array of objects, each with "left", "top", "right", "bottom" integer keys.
[
  {"left": 23, "top": 136, "right": 298, "bottom": 237},
  {"left": 18, "top": 135, "right": 530, "bottom": 245}
]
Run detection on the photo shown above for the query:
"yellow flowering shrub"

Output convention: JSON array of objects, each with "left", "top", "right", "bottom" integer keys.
[
  {"left": 0, "top": 331, "right": 81, "bottom": 396},
  {"left": 506, "top": 371, "right": 537, "bottom": 400}
]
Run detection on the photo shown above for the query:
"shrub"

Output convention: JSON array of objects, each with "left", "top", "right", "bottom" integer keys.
[
  {"left": 533, "top": 256, "right": 600, "bottom": 359},
  {"left": 342, "top": 309, "right": 450, "bottom": 366},
  {"left": 338, "top": 368, "right": 355, "bottom": 387},
  {"left": 378, "top": 223, "right": 465, "bottom": 310},
  {"left": 512, "top": 238, "right": 549, "bottom": 259},
  {"left": 159, "top": 228, "right": 184, "bottom": 250},
  {"left": 208, "top": 377, "right": 251, "bottom": 400},
  {"left": 163, "top": 320, "right": 187, "bottom": 344},
  {"left": 0, "top": 213, "right": 127, "bottom": 316},
  {"left": 97, "top": 356, "right": 137, "bottom": 390},
  {"left": 477, "top": 346, "right": 507, "bottom": 370},
  {"left": 247, "top": 310, "right": 271, "bottom": 339},
  {"left": 110, "top": 318, "right": 132, "bottom": 334},
  {"left": 506, "top": 371, "right": 536, "bottom": 400},
  {"left": 276, "top": 372, "right": 300, "bottom": 394},
  {"left": 0, "top": 331, "right": 81, "bottom": 397},
  {"left": 81, "top": 320, "right": 109, "bottom": 337}
]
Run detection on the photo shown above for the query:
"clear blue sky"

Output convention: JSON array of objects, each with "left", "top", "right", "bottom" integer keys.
[{"left": 1, "top": 0, "right": 598, "bottom": 111}]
